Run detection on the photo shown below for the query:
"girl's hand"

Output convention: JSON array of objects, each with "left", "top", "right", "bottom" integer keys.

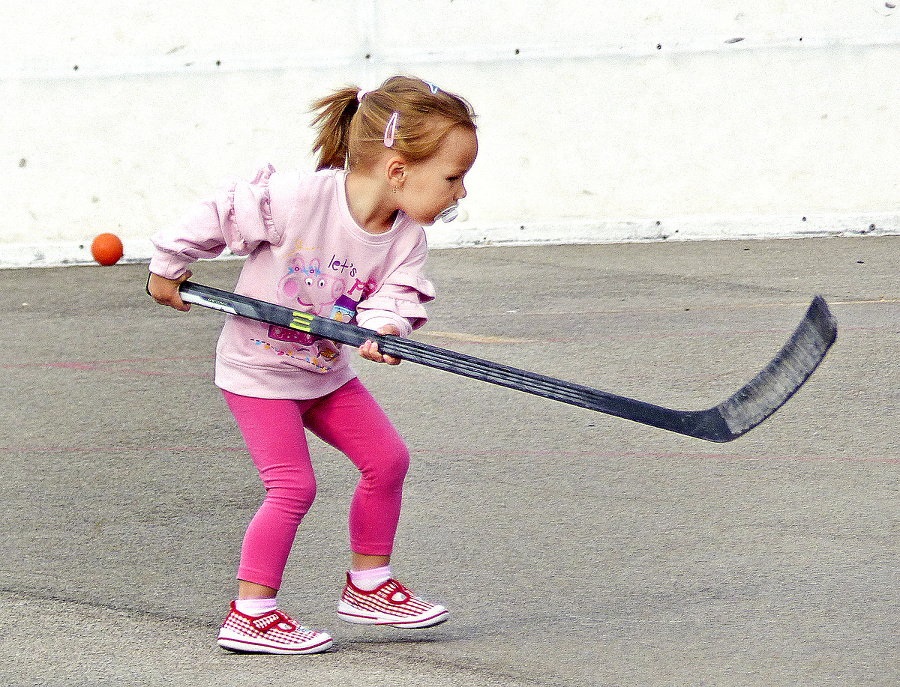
[
  {"left": 148, "top": 271, "right": 193, "bottom": 312},
  {"left": 359, "top": 325, "right": 402, "bottom": 365}
]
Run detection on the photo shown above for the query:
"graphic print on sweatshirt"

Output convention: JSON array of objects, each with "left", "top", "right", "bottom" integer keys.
[{"left": 255, "top": 252, "right": 376, "bottom": 373}]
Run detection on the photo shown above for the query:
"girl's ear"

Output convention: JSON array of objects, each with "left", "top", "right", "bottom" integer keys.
[{"left": 386, "top": 156, "right": 407, "bottom": 190}]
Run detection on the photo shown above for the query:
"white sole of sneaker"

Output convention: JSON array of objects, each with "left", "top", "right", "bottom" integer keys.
[
  {"left": 337, "top": 601, "right": 450, "bottom": 628},
  {"left": 216, "top": 631, "right": 333, "bottom": 655}
]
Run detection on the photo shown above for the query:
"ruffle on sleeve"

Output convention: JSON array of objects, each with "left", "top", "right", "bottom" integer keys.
[
  {"left": 215, "top": 164, "right": 281, "bottom": 255},
  {"left": 355, "top": 272, "right": 436, "bottom": 334}
]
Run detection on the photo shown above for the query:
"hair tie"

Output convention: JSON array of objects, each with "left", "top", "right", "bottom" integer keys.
[
  {"left": 357, "top": 90, "right": 368, "bottom": 103},
  {"left": 383, "top": 111, "right": 400, "bottom": 148}
]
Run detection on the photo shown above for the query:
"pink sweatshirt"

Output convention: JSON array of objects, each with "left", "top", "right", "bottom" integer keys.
[{"left": 150, "top": 165, "right": 435, "bottom": 399}]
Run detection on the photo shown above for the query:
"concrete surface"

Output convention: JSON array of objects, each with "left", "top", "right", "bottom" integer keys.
[{"left": 0, "top": 236, "right": 897, "bottom": 686}]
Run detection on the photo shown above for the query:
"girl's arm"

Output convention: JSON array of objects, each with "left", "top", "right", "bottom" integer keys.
[
  {"left": 149, "top": 165, "right": 284, "bottom": 297},
  {"left": 355, "top": 238, "right": 435, "bottom": 337},
  {"left": 355, "top": 234, "right": 433, "bottom": 364}
]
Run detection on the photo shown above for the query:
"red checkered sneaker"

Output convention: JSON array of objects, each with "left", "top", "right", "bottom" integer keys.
[
  {"left": 216, "top": 602, "right": 333, "bottom": 654},
  {"left": 337, "top": 573, "right": 450, "bottom": 628}
]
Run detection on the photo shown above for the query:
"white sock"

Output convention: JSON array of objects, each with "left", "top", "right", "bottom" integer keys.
[
  {"left": 235, "top": 597, "right": 278, "bottom": 616},
  {"left": 350, "top": 565, "right": 392, "bottom": 591}
]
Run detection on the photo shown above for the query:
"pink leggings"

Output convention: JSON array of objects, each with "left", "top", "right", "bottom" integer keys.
[{"left": 223, "top": 378, "right": 409, "bottom": 590}]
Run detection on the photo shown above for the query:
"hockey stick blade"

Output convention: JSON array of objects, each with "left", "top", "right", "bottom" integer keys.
[{"left": 175, "top": 281, "right": 836, "bottom": 443}]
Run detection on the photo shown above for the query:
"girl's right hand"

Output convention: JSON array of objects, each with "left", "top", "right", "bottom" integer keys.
[
  {"left": 358, "top": 324, "right": 402, "bottom": 365},
  {"left": 148, "top": 271, "right": 193, "bottom": 312}
]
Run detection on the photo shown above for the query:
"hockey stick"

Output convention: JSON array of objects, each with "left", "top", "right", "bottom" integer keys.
[{"left": 174, "top": 280, "right": 836, "bottom": 443}]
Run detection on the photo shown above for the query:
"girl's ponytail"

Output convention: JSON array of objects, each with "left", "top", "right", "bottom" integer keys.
[{"left": 310, "top": 87, "right": 360, "bottom": 171}]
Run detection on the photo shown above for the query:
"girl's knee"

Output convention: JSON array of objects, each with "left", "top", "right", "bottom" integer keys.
[
  {"left": 390, "top": 441, "right": 411, "bottom": 479},
  {"left": 265, "top": 473, "right": 318, "bottom": 516},
  {"left": 360, "top": 439, "right": 409, "bottom": 488}
]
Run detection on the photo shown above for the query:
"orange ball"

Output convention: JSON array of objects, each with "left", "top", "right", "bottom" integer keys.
[{"left": 91, "top": 233, "right": 124, "bottom": 266}]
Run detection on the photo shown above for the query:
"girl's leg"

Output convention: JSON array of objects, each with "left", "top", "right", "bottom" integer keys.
[
  {"left": 303, "top": 378, "right": 410, "bottom": 568},
  {"left": 304, "top": 380, "right": 448, "bottom": 630},
  {"left": 223, "top": 391, "right": 317, "bottom": 595}
]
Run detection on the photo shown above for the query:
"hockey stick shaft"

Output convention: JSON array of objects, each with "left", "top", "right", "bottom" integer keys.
[
  {"left": 176, "top": 281, "right": 685, "bottom": 423},
  {"left": 175, "top": 281, "right": 836, "bottom": 443}
]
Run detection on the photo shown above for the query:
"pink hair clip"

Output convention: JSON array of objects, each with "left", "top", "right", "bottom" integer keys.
[{"left": 383, "top": 111, "right": 400, "bottom": 148}]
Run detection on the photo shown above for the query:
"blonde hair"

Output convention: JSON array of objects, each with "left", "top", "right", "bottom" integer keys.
[{"left": 311, "top": 76, "right": 477, "bottom": 171}]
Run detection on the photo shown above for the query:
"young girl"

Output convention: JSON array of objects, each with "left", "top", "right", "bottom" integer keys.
[{"left": 148, "top": 75, "right": 478, "bottom": 654}]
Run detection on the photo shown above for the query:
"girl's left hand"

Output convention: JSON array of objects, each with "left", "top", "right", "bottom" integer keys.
[{"left": 359, "top": 325, "right": 402, "bottom": 365}]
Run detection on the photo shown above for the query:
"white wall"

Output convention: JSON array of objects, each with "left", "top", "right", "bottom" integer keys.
[{"left": 1, "top": 1, "right": 898, "bottom": 266}]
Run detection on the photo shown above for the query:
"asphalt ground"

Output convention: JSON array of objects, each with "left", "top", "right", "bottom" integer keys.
[{"left": 0, "top": 236, "right": 897, "bottom": 686}]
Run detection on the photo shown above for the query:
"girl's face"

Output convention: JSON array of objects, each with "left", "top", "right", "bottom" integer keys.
[{"left": 396, "top": 126, "right": 478, "bottom": 226}]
